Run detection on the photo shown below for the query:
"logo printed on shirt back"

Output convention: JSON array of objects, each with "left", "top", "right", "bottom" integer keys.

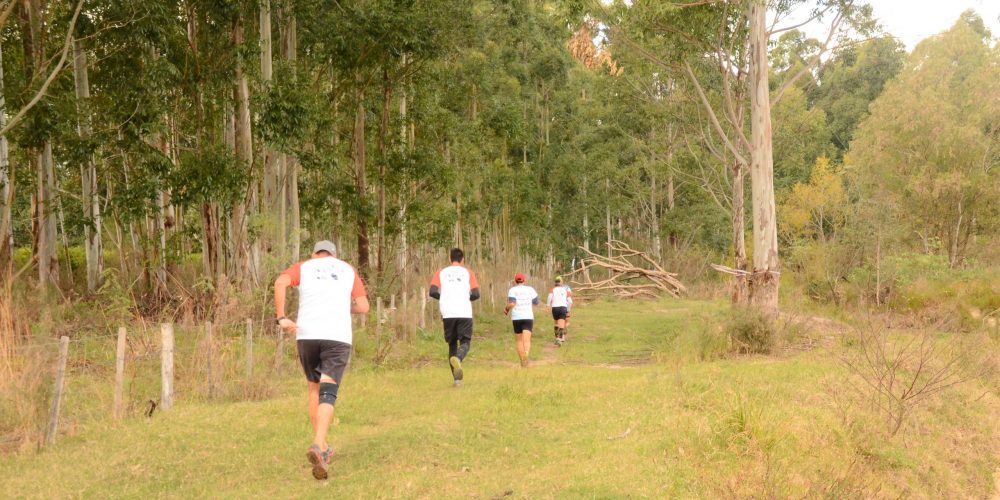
[{"left": 312, "top": 264, "right": 339, "bottom": 281}]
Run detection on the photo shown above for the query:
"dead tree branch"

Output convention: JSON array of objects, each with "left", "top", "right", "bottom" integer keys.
[{"left": 567, "top": 241, "right": 686, "bottom": 299}]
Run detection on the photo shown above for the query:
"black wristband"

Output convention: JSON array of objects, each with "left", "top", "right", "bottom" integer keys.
[{"left": 275, "top": 316, "right": 287, "bottom": 325}]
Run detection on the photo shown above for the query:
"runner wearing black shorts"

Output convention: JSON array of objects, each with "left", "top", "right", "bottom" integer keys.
[
  {"left": 274, "top": 240, "right": 369, "bottom": 480},
  {"left": 512, "top": 319, "right": 534, "bottom": 334},
  {"left": 297, "top": 339, "right": 352, "bottom": 385},
  {"left": 505, "top": 272, "right": 539, "bottom": 367},
  {"left": 430, "top": 248, "right": 480, "bottom": 386},
  {"left": 547, "top": 276, "right": 573, "bottom": 345},
  {"left": 551, "top": 306, "right": 569, "bottom": 321}
]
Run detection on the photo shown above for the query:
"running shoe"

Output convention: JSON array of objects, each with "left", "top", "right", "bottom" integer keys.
[
  {"left": 450, "top": 356, "right": 464, "bottom": 381},
  {"left": 306, "top": 443, "right": 330, "bottom": 480}
]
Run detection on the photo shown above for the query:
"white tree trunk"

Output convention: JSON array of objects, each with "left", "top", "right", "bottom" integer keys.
[
  {"left": 0, "top": 40, "right": 13, "bottom": 270},
  {"left": 37, "top": 142, "right": 58, "bottom": 287},
  {"left": 232, "top": 17, "right": 254, "bottom": 285},
  {"left": 397, "top": 53, "right": 409, "bottom": 285},
  {"left": 581, "top": 175, "right": 591, "bottom": 282},
  {"left": 282, "top": 8, "right": 301, "bottom": 259},
  {"left": 748, "top": 2, "right": 780, "bottom": 313},
  {"left": 260, "top": 0, "right": 282, "bottom": 260},
  {"left": 650, "top": 162, "right": 661, "bottom": 262},
  {"left": 72, "top": 38, "right": 103, "bottom": 293},
  {"left": 732, "top": 160, "right": 749, "bottom": 304},
  {"left": 605, "top": 177, "right": 613, "bottom": 278}
]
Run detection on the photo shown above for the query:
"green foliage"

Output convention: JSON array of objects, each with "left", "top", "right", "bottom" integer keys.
[
  {"left": 809, "top": 37, "right": 906, "bottom": 154},
  {"left": 849, "top": 13, "right": 1000, "bottom": 268},
  {"left": 170, "top": 145, "right": 245, "bottom": 207}
]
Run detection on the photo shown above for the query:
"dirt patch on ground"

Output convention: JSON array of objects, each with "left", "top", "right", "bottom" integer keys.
[{"left": 776, "top": 313, "right": 850, "bottom": 356}]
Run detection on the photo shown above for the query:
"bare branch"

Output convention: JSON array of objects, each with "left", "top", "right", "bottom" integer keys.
[
  {"left": 770, "top": 8, "right": 844, "bottom": 107},
  {"left": 769, "top": 4, "right": 835, "bottom": 35},
  {"left": 684, "top": 62, "right": 748, "bottom": 166}
]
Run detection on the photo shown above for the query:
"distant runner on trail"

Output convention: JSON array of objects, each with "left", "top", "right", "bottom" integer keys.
[
  {"left": 547, "top": 276, "right": 573, "bottom": 345},
  {"left": 504, "top": 272, "right": 539, "bottom": 367},
  {"left": 273, "top": 240, "right": 369, "bottom": 480},
  {"left": 429, "top": 248, "right": 480, "bottom": 386}
]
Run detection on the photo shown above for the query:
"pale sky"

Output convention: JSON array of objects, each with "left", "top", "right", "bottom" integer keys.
[{"left": 786, "top": 0, "right": 1000, "bottom": 50}]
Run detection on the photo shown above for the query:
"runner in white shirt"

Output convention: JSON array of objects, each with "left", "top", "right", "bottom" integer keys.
[
  {"left": 546, "top": 276, "right": 573, "bottom": 345},
  {"left": 503, "top": 272, "right": 539, "bottom": 367},
  {"left": 274, "top": 240, "right": 369, "bottom": 480},
  {"left": 429, "top": 248, "right": 480, "bottom": 386}
]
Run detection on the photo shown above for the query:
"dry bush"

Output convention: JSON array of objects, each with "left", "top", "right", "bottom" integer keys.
[
  {"left": 0, "top": 344, "right": 56, "bottom": 452},
  {"left": 725, "top": 308, "right": 776, "bottom": 355},
  {"left": 837, "top": 319, "right": 980, "bottom": 436}
]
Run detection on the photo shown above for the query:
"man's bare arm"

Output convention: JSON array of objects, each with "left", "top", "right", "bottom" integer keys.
[
  {"left": 274, "top": 274, "right": 297, "bottom": 333},
  {"left": 351, "top": 296, "right": 370, "bottom": 314}
]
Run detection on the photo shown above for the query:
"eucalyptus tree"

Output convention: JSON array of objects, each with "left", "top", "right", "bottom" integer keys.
[
  {"left": 809, "top": 36, "right": 905, "bottom": 156},
  {"left": 850, "top": 12, "right": 1000, "bottom": 268},
  {"left": 605, "top": 0, "right": 875, "bottom": 312}
]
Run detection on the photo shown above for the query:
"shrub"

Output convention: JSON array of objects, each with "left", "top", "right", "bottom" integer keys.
[{"left": 725, "top": 308, "right": 775, "bottom": 354}]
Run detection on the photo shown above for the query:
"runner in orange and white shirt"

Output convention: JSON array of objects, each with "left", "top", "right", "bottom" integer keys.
[
  {"left": 274, "top": 240, "right": 369, "bottom": 480},
  {"left": 429, "top": 248, "right": 480, "bottom": 386},
  {"left": 546, "top": 276, "right": 573, "bottom": 345},
  {"left": 503, "top": 272, "right": 539, "bottom": 367}
]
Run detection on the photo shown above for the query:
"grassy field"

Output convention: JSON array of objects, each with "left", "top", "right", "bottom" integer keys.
[{"left": 2, "top": 298, "right": 998, "bottom": 498}]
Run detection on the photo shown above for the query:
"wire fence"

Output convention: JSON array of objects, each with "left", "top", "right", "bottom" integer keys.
[
  {"left": 1, "top": 318, "right": 295, "bottom": 452},
  {"left": 0, "top": 286, "right": 520, "bottom": 453}
]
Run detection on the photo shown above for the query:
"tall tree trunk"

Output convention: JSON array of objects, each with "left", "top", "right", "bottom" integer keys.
[
  {"left": 232, "top": 15, "right": 254, "bottom": 286},
  {"left": 605, "top": 177, "right": 613, "bottom": 278},
  {"left": 72, "top": 38, "right": 103, "bottom": 294},
  {"left": 0, "top": 40, "right": 13, "bottom": 272},
  {"left": 260, "top": 0, "right": 281, "bottom": 260},
  {"left": 281, "top": 7, "right": 300, "bottom": 259},
  {"left": 38, "top": 142, "right": 58, "bottom": 287},
  {"left": 377, "top": 69, "right": 390, "bottom": 277},
  {"left": 22, "top": 0, "right": 57, "bottom": 289},
  {"left": 397, "top": 53, "right": 409, "bottom": 286},
  {"left": 732, "top": 160, "right": 749, "bottom": 304},
  {"left": 650, "top": 163, "right": 661, "bottom": 262},
  {"left": 581, "top": 175, "right": 591, "bottom": 282},
  {"left": 154, "top": 129, "right": 172, "bottom": 295},
  {"left": 188, "top": 7, "right": 219, "bottom": 285},
  {"left": 667, "top": 171, "right": 677, "bottom": 250},
  {"left": 747, "top": 2, "right": 780, "bottom": 313},
  {"left": 454, "top": 192, "right": 463, "bottom": 249},
  {"left": 353, "top": 80, "right": 370, "bottom": 277}
]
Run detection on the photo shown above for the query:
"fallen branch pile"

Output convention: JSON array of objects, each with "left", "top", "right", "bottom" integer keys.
[{"left": 566, "top": 240, "right": 686, "bottom": 299}]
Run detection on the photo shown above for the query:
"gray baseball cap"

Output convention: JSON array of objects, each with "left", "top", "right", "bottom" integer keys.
[{"left": 313, "top": 240, "right": 337, "bottom": 256}]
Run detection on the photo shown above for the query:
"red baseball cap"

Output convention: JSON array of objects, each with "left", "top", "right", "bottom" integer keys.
[{"left": 514, "top": 272, "right": 525, "bottom": 283}]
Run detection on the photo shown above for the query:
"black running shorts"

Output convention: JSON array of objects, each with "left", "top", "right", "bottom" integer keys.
[
  {"left": 512, "top": 319, "right": 534, "bottom": 334},
  {"left": 551, "top": 307, "right": 569, "bottom": 321},
  {"left": 442, "top": 318, "right": 473, "bottom": 343},
  {"left": 297, "top": 339, "right": 351, "bottom": 383}
]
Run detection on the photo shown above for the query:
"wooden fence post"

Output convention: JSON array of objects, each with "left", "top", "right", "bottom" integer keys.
[
  {"left": 490, "top": 282, "right": 495, "bottom": 309},
  {"left": 205, "top": 321, "right": 214, "bottom": 399},
  {"left": 420, "top": 287, "right": 427, "bottom": 329},
  {"left": 45, "top": 336, "right": 70, "bottom": 445},
  {"left": 113, "top": 327, "right": 126, "bottom": 420},
  {"left": 245, "top": 319, "right": 253, "bottom": 383},
  {"left": 161, "top": 323, "right": 174, "bottom": 411},
  {"left": 376, "top": 297, "right": 383, "bottom": 337},
  {"left": 275, "top": 324, "right": 284, "bottom": 373}
]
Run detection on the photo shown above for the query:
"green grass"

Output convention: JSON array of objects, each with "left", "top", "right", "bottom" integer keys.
[{"left": 2, "top": 298, "right": 998, "bottom": 498}]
